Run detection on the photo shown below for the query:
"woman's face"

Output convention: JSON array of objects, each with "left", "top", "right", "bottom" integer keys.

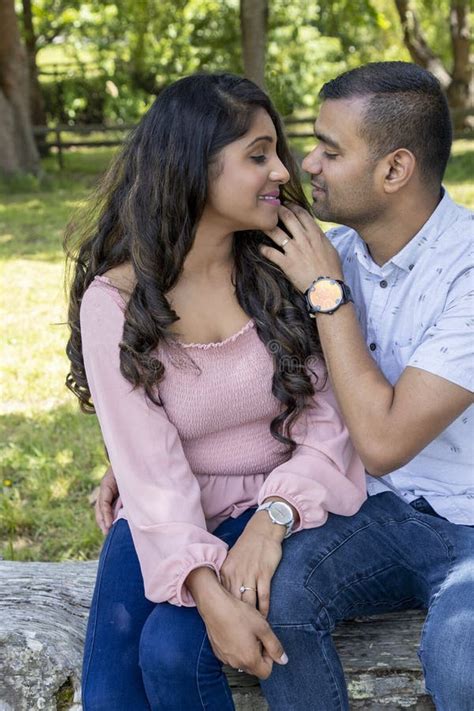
[{"left": 204, "top": 109, "right": 290, "bottom": 233}]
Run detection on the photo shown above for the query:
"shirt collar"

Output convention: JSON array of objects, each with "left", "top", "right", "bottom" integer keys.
[
  {"left": 352, "top": 188, "right": 457, "bottom": 275},
  {"left": 390, "top": 188, "right": 457, "bottom": 272}
]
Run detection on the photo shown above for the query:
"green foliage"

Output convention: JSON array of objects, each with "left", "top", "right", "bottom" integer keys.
[{"left": 27, "top": 0, "right": 419, "bottom": 123}]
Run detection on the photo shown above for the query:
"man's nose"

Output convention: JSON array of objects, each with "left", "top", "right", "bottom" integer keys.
[{"left": 302, "top": 149, "right": 322, "bottom": 175}]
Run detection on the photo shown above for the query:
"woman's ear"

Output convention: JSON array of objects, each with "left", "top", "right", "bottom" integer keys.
[{"left": 380, "top": 148, "right": 416, "bottom": 194}]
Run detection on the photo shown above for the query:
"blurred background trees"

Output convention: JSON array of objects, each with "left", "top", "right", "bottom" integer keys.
[{"left": 0, "top": 0, "right": 472, "bottom": 175}]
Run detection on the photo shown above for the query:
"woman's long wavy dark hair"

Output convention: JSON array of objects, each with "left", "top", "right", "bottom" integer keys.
[{"left": 65, "top": 72, "right": 324, "bottom": 450}]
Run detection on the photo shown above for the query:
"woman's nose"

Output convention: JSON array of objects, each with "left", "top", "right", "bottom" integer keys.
[{"left": 270, "top": 159, "right": 290, "bottom": 184}]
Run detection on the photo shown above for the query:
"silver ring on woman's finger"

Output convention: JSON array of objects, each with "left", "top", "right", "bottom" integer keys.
[
  {"left": 239, "top": 585, "right": 257, "bottom": 594},
  {"left": 280, "top": 238, "right": 289, "bottom": 248},
  {"left": 237, "top": 668, "right": 244, "bottom": 673}
]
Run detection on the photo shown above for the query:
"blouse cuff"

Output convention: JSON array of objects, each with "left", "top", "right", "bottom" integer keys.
[
  {"left": 175, "top": 544, "right": 228, "bottom": 607},
  {"left": 141, "top": 541, "right": 229, "bottom": 607}
]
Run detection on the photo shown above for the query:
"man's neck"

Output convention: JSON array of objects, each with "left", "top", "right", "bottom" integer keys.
[{"left": 356, "top": 189, "right": 442, "bottom": 267}]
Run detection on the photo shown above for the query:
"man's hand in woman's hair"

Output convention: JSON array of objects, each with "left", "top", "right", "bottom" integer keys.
[{"left": 94, "top": 465, "right": 119, "bottom": 535}]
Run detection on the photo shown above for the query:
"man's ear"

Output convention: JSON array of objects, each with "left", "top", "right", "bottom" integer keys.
[{"left": 379, "top": 148, "right": 416, "bottom": 194}]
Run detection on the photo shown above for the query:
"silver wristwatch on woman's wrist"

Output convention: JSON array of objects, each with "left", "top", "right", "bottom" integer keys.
[{"left": 256, "top": 500, "right": 295, "bottom": 538}]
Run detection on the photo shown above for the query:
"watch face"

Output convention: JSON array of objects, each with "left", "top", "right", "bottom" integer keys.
[
  {"left": 308, "top": 279, "right": 343, "bottom": 313},
  {"left": 270, "top": 502, "right": 293, "bottom": 525}
]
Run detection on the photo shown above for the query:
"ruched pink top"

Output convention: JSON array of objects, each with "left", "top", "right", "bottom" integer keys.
[{"left": 80, "top": 276, "right": 366, "bottom": 606}]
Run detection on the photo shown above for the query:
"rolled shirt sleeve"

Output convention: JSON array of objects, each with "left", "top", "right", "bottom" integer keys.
[
  {"left": 258, "top": 366, "right": 367, "bottom": 530},
  {"left": 80, "top": 282, "right": 228, "bottom": 606}
]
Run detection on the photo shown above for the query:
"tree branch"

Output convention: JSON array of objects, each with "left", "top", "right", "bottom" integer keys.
[
  {"left": 393, "top": 0, "right": 451, "bottom": 88},
  {"left": 450, "top": 1, "right": 471, "bottom": 84}
]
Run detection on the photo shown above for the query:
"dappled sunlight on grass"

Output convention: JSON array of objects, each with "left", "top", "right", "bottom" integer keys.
[{"left": 0, "top": 404, "right": 106, "bottom": 561}]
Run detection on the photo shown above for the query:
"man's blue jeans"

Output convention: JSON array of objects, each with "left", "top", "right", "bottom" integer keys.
[{"left": 82, "top": 493, "right": 474, "bottom": 710}]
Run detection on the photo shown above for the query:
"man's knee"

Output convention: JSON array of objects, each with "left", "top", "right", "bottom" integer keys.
[{"left": 420, "top": 604, "right": 474, "bottom": 710}]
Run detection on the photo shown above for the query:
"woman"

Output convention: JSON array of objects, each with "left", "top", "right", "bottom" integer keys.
[{"left": 65, "top": 73, "right": 366, "bottom": 710}]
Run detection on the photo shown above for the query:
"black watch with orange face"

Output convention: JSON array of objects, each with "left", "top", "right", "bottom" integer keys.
[{"left": 304, "top": 276, "right": 353, "bottom": 316}]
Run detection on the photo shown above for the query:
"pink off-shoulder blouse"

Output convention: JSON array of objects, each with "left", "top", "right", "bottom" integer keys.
[{"left": 80, "top": 276, "right": 366, "bottom": 606}]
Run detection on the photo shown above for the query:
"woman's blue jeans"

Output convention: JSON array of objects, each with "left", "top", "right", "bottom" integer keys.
[
  {"left": 82, "top": 507, "right": 256, "bottom": 710},
  {"left": 82, "top": 493, "right": 474, "bottom": 710}
]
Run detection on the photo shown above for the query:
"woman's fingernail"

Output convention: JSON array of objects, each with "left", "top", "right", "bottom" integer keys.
[{"left": 279, "top": 653, "right": 289, "bottom": 664}]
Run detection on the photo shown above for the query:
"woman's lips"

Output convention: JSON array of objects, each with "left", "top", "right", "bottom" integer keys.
[{"left": 258, "top": 194, "right": 281, "bottom": 206}]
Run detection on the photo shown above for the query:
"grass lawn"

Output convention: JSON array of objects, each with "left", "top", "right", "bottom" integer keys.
[{"left": 1, "top": 141, "right": 473, "bottom": 562}]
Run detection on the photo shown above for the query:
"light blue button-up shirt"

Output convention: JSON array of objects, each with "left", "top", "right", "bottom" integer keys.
[{"left": 328, "top": 190, "right": 474, "bottom": 524}]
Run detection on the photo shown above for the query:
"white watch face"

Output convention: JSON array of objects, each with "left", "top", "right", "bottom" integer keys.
[{"left": 269, "top": 502, "right": 293, "bottom": 526}]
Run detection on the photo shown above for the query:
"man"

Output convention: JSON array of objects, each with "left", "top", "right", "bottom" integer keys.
[
  {"left": 95, "top": 62, "right": 473, "bottom": 709},
  {"left": 256, "top": 61, "right": 473, "bottom": 710}
]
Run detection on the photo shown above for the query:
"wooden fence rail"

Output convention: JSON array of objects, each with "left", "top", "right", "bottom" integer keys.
[{"left": 34, "top": 110, "right": 474, "bottom": 169}]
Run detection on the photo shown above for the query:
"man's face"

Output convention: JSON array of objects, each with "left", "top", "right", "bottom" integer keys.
[{"left": 302, "top": 98, "right": 385, "bottom": 227}]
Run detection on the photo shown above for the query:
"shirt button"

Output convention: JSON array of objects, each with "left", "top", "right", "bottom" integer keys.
[
  {"left": 409, "top": 264, "right": 414, "bottom": 271},
  {"left": 380, "top": 280, "right": 388, "bottom": 288},
  {"left": 369, "top": 343, "right": 377, "bottom": 351}
]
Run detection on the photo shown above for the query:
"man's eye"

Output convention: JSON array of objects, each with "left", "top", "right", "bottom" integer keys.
[
  {"left": 251, "top": 155, "right": 267, "bottom": 164},
  {"left": 324, "top": 152, "right": 338, "bottom": 159}
]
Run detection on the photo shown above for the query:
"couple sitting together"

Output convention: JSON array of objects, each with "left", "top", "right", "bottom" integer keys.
[{"left": 65, "top": 61, "right": 473, "bottom": 711}]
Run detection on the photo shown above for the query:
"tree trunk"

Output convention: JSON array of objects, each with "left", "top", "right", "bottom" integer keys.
[
  {"left": 21, "top": 0, "right": 47, "bottom": 129},
  {"left": 0, "top": 0, "right": 40, "bottom": 176},
  {"left": 240, "top": 0, "right": 268, "bottom": 89},
  {"left": 394, "top": 0, "right": 472, "bottom": 130},
  {"left": 447, "top": 1, "right": 472, "bottom": 127}
]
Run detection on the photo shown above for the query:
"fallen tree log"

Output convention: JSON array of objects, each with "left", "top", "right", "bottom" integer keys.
[{"left": 0, "top": 561, "right": 434, "bottom": 710}]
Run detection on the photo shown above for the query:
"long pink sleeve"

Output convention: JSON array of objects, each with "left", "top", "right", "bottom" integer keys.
[
  {"left": 258, "top": 370, "right": 366, "bottom": 529},
  {"left": 80, "top": 282, "right": 228, "bottom": 606}
]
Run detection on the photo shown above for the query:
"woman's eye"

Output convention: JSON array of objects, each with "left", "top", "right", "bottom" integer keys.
[
  {"left": 324, "top": 152, "right": 338, "bottom": 160},
  {"left": 251, "top": 155, "right": 267, "bottom": 164}
]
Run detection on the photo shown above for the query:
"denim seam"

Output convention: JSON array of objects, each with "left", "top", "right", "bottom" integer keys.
[
  {"left": 305, "top": 516, "right": 414, "bottom": 582},
  {"left": 323, "top": 563, "right": 424, "bottom": 617},
  {"left": 315, "top": 622, "right": 347, "bottom": 711},
  {"left": 81, "top": 521, "right": 119, "bottom": 708},
  {"left": 196, "top": 629, "right": 211, "bottom": 711},
  {"left": 195, "top": 628, "right": 234, "bottom": 711}
]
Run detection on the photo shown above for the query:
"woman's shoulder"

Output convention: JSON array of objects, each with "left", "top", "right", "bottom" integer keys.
[
  {"left": 80, "top": 275, "right": 128, "bottom": 346},
  {"left": 82, "top": 264, "right": 135, "bottom": 313},
  {"left": 101, "top": 264, "right": 136, "bottom": 300}
]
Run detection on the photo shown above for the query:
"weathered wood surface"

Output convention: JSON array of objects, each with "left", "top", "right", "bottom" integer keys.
[{"left": 0, "top": 561, "right": 434, "bottom": 710}]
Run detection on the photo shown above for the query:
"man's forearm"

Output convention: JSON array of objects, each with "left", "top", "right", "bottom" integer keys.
[{"left": 315, "top": 303, "right": 397, "bottom": 474}]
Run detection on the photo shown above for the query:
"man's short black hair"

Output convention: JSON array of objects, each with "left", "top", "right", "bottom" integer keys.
[{"left": 319, "top": 62, "right": 452, "bottom": 186}]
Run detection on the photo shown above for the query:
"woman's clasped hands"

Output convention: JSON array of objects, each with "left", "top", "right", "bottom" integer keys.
[{"left": 187, "top": 506, "right": 291, "bottom": 679}]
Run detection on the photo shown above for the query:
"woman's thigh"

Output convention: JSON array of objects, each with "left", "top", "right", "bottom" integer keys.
[
  {"left": 138, "top": 508, "right": 258, "bottom": 710},
  {"left": 82, "top": 518, "right": 155, "bottom": 711},
  {"left": 83, "top": 508, "right": 257, "bottom": 710}
]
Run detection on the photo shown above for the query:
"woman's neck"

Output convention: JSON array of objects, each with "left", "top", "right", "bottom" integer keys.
[{"left": 183, "top": 219, "right": 234, "bottom": 279}]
